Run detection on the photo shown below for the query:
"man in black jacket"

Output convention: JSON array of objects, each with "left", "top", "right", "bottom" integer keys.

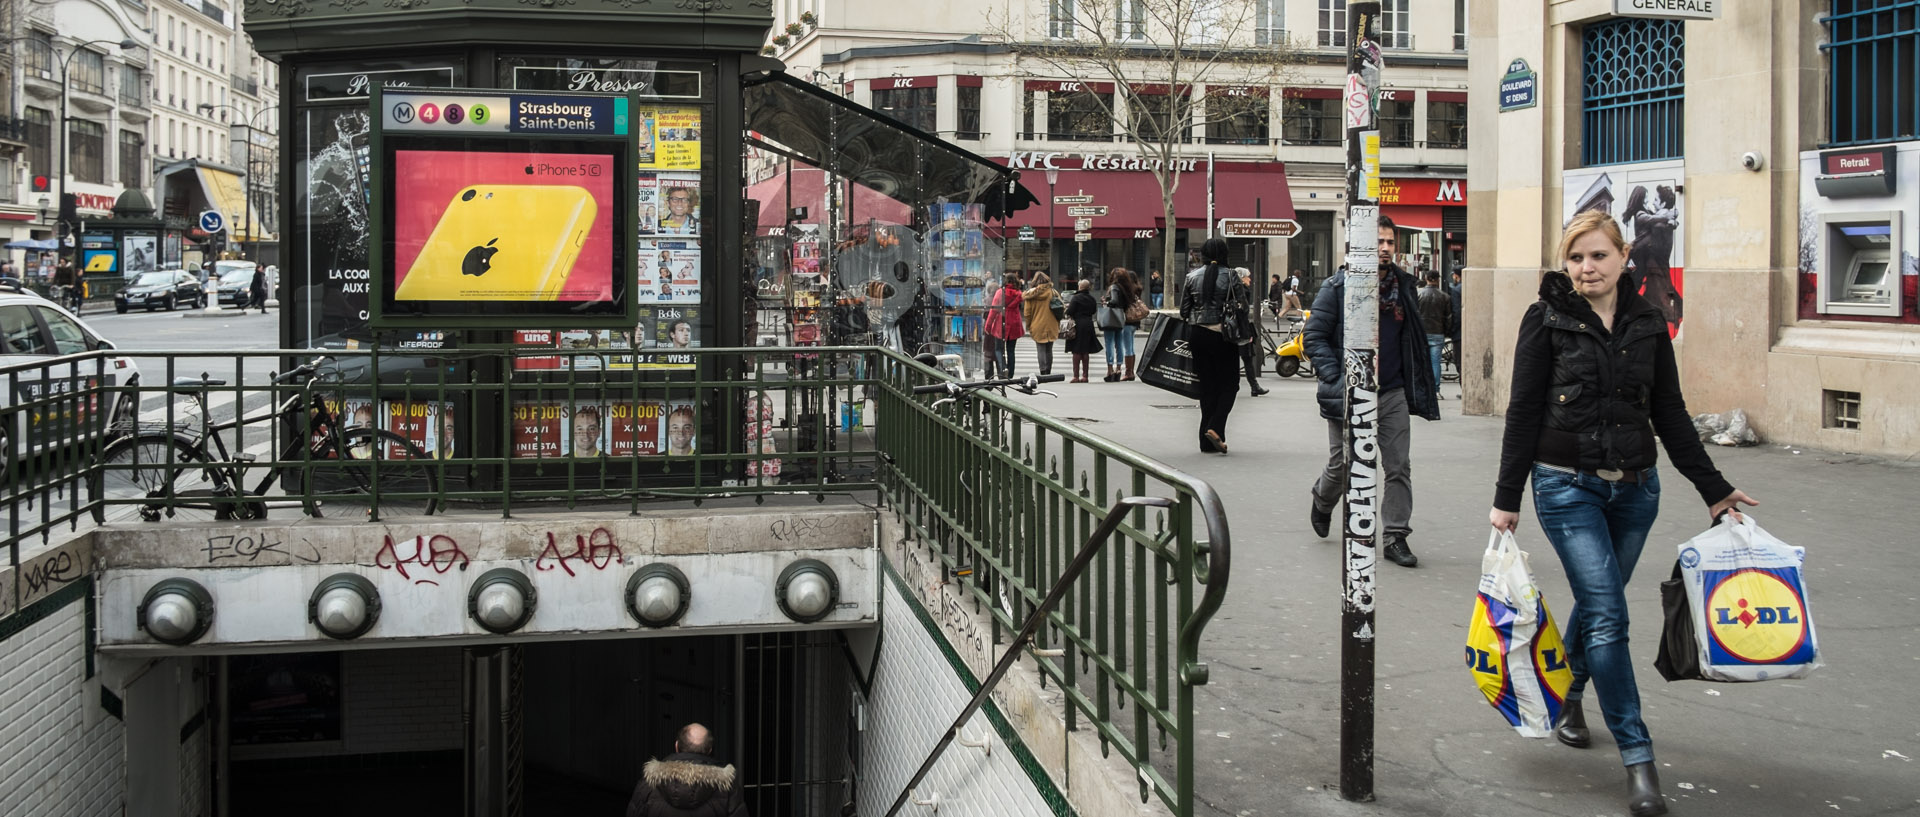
[
  {"left": 1302, "top": 216, "right": 1440, "bottom": 567},
  {"left": 626, "top": 723, "right": 749, "bottom": 817}
]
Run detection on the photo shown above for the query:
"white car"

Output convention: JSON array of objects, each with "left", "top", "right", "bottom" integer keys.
[{"left": 0, "top": 283, "right": 142, "bottom": 478}]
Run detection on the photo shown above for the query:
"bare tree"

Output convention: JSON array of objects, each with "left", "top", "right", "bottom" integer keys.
[{"left": 988, "top": 0, "right": 1296, "bottom": 291}]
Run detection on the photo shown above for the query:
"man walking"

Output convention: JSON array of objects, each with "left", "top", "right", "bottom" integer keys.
[
  {"left": 248, "top": 265, "right": 269, "bottom": 314},
  {"left": 626, "top": 722, "right": 748, "bottom": 817},
  {"left": 1448, "top": 269, "right": 1463, "bottom": 365},
  {"left": 1417, "top": 269, "right": 1452, "bottom": 396},
  {"left": 1302, "top": 215, "right": 1440, "bottom": 567}
]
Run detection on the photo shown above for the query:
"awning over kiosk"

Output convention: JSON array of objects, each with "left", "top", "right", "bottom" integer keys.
[{"left": 743, "top": 72, "right": 1038, "bottom": 221}]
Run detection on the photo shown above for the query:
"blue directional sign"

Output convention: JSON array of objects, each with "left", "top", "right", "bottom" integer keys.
[
  {"left": 1500, "top": 59, "right": 1538, "bottom": 112},
  {"left": 198, "top": 209, "right": 226, "bottom": 234}
]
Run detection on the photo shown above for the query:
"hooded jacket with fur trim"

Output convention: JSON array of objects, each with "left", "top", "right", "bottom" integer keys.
[{"left": 625, "top": 752, "right": 748, "bottom": 817}]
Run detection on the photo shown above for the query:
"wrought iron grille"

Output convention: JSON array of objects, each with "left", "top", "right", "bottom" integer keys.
[
  {"left": 1581, "top": 17, "right": 1686, "bottom": 167},
  {"left": 1823, "top": 0, "right": 1920, "bottom": 146}
]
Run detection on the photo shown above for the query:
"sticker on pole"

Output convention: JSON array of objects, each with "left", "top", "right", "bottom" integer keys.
[
  {"left": 1344, "top": 73, "right": 1372, "bottom": 128},
  {"left": 199, "top": 210, "right": 227, "bottom": 234}
]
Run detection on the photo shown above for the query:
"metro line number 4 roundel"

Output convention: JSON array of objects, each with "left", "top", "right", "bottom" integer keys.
[{"left": 1703, "top": 567, "right": 1814, "bottom": 666}]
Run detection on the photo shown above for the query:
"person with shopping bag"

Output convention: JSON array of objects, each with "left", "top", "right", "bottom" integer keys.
[
  {"left": 1021, "top": 272, "right": 1062, "bottom": 376},
  {"left": 1487, "top": 210, "right": 1758, "bottom": 817},
  {"left": 1179, "top": 238, "right": 1248, "bottom": 453}
]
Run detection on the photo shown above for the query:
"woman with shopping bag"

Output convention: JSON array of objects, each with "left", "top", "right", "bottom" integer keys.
[
  {"left": 1180, "top": 237, "right": 1248, "bottom": 454},
  {"left": 1487, "top": 211, "right": 1758, "bottom": 817}
]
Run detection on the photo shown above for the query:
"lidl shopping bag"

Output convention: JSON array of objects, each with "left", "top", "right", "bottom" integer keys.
[
  {"left": 1676, "top": 515, "right": 1821, "bottom": 682},
  {"left": 1465, "top": 530, "right": 1575, "bottom": 738}
]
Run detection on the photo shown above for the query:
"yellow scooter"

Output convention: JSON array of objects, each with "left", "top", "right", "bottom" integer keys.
[{"left": 1271, "top": 309, "right": 1315, "bottom": 378}]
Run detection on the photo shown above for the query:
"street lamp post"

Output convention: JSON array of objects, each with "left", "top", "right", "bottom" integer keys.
[
  {"left": 198, "top": 103, "right": 278, "bottom": 263},
  {"left": 15, "top": 37, "right": 140, "bottom": 281}
]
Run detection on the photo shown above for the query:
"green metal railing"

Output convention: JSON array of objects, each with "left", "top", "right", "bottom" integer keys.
[{"left": 1, "top": 344, "right": 1231, "bottom": 816}]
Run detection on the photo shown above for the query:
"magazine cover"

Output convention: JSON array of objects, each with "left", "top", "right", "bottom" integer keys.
[
  {"left": 660, "top": 401, "right": 696, "bottom": 456},
  {"left": 607, "top": 401, "right": 664, "bottom": 456}
]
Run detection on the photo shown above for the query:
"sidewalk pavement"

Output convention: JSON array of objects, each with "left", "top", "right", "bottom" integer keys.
[{"left": 1004, "top": 372, "right": 1916, "bottom": 817}]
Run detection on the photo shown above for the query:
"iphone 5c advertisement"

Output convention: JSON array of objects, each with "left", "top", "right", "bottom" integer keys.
[{"left": 372, "top": 88, "right": 636, "bottom": 327}]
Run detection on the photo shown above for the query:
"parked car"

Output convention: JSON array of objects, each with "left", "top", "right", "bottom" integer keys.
[
  {"left": 115, "top": 269, "right": 205, "bottom": 312},
  {"left": 215, "top": 264, "right": 261, "bottom": 308},
  {"left": 0, "top": 282, "right": 141, "bottom": 479}
]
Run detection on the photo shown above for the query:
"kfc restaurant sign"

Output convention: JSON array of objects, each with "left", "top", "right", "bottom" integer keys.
[{"left": 1006, "top": 151, "right": 1202, "bottom": 173}]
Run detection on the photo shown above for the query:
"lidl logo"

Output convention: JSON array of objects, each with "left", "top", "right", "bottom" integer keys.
[{"left": 1704, "top": 567, "right": 1813, "bottom": 665}]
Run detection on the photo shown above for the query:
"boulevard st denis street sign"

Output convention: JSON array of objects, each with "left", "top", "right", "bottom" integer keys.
[
  {"left": 1067, "top": 205, "right": 1109, "bottom": 217},
  {"left": 1217, "top": 218, "right": 1300, "bottom": 238},
  {"left": 1054, "top": 193, "right": 1094, "bottom": 205}
]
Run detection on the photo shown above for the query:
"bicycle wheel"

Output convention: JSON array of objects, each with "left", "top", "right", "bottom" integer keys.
[
  {"left": 96, "top": 435, "right": 254, "bottom": 523},
  {"left": 303, "top": 428, "right": 441, "bottom": 519}
]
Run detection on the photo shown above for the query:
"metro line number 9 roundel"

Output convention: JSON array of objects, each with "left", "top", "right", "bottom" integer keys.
[{"left": 1703, "top": 568, "right": 1812, "bottom": 665}]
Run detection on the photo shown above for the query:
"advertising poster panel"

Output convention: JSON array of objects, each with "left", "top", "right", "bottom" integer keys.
[
  {"left": 372, "top": 87, "right": 635, "bottom": 327},
  {"left": 294, "top": 65, "right": 465, "bottom": 347},
  {"left": 1563, "top": 162, "right": 1686, "bottom": 336},
  {"left": 122, "top": 234, "right": 158, "bottom": 275}
]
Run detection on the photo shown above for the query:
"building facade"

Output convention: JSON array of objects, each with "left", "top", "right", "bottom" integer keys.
[
  {"left": 1, "top": 0, "right": 280, "bottom": 277},
  {"left": 3, "top": 0, "right": 152, "bottom": 269},
  {"left": 764, "top": 0, "right": 1471, "bottom": 295},
  {"left": 1462, "top": 0, "right": 1920, "bottom": 457},
  {"left": 144, "top": 0, "right": 280, "bottom": 264}
]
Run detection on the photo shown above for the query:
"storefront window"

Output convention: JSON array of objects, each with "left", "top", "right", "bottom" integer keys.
[
  {"left": 1282, "top": 97, "right": 1340, "bottom": 146},
  {"left": 1428, "top": 100, "right": 1467, "bottom": 148},
  {"left": 70, "top": 120, "right": 105, "bottom": 184},
  {"left": 118, "top": 130, "right": 144, "bottom": 185},
  {"left": 1048, "top": 90, "right": 1112, "bottom": 141},
  {"left": 1130, "top": 93, "right": 1188, "bottom": 143},
  {"left": 957, "top": 85, "right": 982, "bottom": 140},
  {"left": 872, "top": 86, "right": 937, "bottom": 134},
  {"left": 24, "top": 108, "right": 51, "bottom": 178},
  {"left": 1207, "top": 94, "right": 1270, "bottom": 145},
  {"left": 1380, "top": 98, "right": 1415, "bottom": 147}
]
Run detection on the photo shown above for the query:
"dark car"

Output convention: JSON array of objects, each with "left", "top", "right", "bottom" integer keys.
[{"left": 115, "top": 269, "right": 205, "bottom": 312}]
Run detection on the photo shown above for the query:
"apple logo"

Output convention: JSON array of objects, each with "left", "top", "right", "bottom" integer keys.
[
  {"left": 462, "top": 238, "right": 499, "bottom": 277},
  {"left": 523, "top": 164, "right": 535, "bottom": 175}
]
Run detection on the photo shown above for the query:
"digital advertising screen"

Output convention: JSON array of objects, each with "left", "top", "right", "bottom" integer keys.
[{"left": 371, "top": 87, "right": 637, "bottom": 328}]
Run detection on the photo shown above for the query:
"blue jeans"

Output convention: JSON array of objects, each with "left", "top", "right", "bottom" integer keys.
[
  {"left": 1531, "top": 464, "right": 1661, "bottom": 767},
  {"left": 1427, "top": 333, "right": 1446, "bottom": 390},
  {"left": 986, "top": 336, "right": 1016, "bottom": 377},
  {"left": 1103, "top": 327, "right": 1135, "bottom": 365},
  {"left": 1151, "top": 293, "right": 1163, "bottom": 309}
]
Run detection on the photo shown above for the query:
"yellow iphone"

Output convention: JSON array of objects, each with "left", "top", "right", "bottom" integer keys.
[{"left": 396, "top": 185, "right": 597, "bottom": 301}]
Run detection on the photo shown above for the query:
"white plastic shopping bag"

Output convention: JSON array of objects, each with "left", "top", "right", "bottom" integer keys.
[
  {"left": 1465, "top": 530, "right": 1575, "bottom": 737},
  {"left": 1677, "top": 515, "right": 1821, "bottom": 682}
]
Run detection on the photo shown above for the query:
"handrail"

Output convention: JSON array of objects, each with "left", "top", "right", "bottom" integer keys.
[{"left": 882, "top": 496, "right": 1173, "bottom": 817}]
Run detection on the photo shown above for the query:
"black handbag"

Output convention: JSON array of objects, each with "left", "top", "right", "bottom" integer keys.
[
  {"left": 1654, "top": 559, "right": 1705, "bottom": 682},
  {"left": 1137, "top": 314, "right": 1205, "bottom": 400}
]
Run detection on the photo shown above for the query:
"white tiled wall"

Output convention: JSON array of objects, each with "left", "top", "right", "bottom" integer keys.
[
  {"left": 857, "top": 578, "right": 1058, "bottom": 817},
  {"left": 341, "top": 647, "right": 464, "bottom": 754},
  {"left": 0, "top": 602, "right": 127, "bottom": 817}
]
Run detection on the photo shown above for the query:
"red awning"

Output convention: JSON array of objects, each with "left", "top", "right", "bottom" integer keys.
[
  {"left": 1382, "top": 204, "right": 1444, "bottom": 231},
  {"left": 746, "top": 168, "right": 913, "bottom": 229},
  {"left": 1001, "top": 163, "right": 1295, "bottom": 237}
]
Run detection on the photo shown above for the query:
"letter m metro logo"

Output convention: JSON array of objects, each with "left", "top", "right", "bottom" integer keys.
[{"left": 1436, "top": 180, "right": 1464, "bottom": 202}]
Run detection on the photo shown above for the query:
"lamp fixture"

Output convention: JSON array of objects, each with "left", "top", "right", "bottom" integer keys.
[
  {"left": 775, "top": 559, "right": 840, "bottom": 623},
  {"left": 138, "top": 578, "right": 214, "bottom": 645},
  {"left": 626, "top": 563, "right": 692, "bottom": 628},
  {"left": 308, "top": 573, "right": 381, "bottom": 640},
  {"left": 468, "top": 568, "right": 537, "bottom": 634}
]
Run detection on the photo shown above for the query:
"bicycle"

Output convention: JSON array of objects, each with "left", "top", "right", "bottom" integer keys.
[
  {"left": 911, "top": 372, "right": 1065, "bottom": 408},
  {"left": 95, "top": 356, "right": 441, "bottom": 522}
]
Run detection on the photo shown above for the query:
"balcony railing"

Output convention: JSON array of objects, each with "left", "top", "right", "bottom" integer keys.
[
  {"left": 0, "top": 116, "right": 30, "bottom": 144},
  {"left": 4, "top": 344, "right": 1232, "bottom": 817},
  {"left": 231, "top": 74, "right": 258, "bottom": 97}
]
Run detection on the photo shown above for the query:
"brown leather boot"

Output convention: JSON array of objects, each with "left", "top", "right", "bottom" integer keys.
[{"left": 1122, "top": 355, "right": 1136, "bottom": 380}]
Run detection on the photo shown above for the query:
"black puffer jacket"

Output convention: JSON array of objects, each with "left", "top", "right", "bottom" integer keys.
[
  {"left": 625, "top": 753, "right": 748, "bottom": 817},
  {"left": 1302, "top": 266, "right": 1441, "bottom": 422},
  {"left": 1492, "top": 271, "right": 1734, "bottom": 512}
]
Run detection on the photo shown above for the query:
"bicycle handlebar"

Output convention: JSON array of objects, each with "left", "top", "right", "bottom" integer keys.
[
  {"left": 912, "top": 373, "right": 1066, "bottom": 395},
  {"left": 272, "top": 355, "right": 336, "bottom": 384}
]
